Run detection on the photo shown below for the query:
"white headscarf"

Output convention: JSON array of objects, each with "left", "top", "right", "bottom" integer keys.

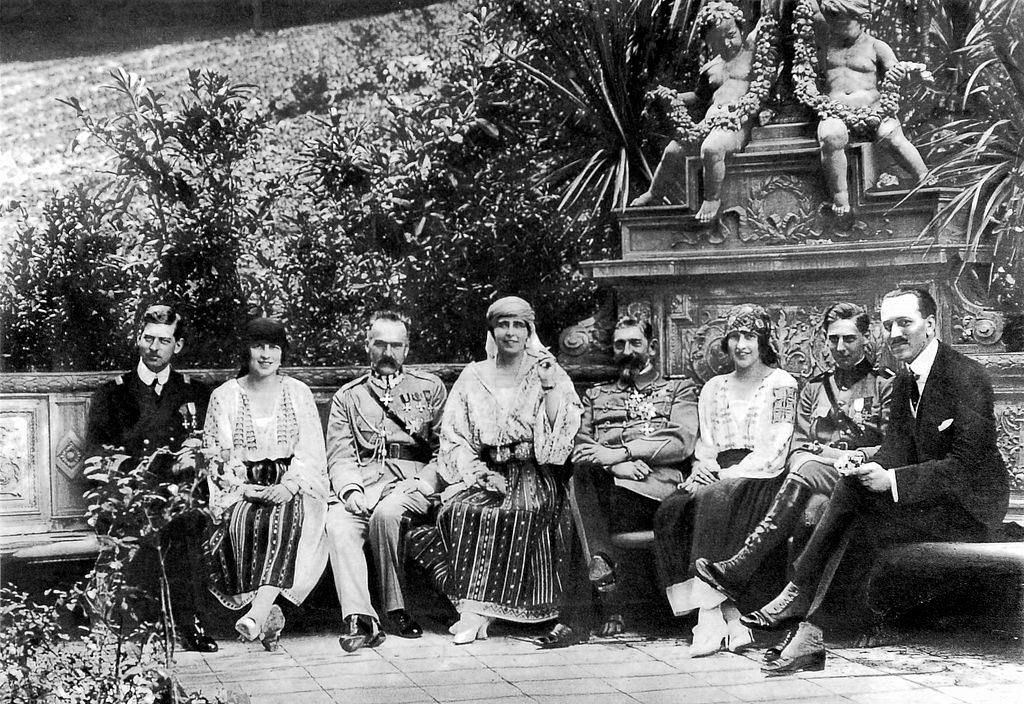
[{"left": 484, "top": 296, "right": 546, "bottom": 359}]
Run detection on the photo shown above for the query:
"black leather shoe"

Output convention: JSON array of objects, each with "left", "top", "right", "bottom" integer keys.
[
  {"left": 740, "top": 583, "right": 809, "bottom": 631},
  {"left": 762, "top": 649, "right": 826, "bottom": 676},
  {"left": 180, "top": 625, "right": 218, "bottom": 653},
  {"left": 388, "top": 609, "right": 422, "bottom": 639},
  {"left": 694, "top": 558, "right": 743, "bottom": 602},
  {"left": 339, "top": 615, "right": 369, "bottom": 653},
  {"left": 763, "top": 627, "right": 796, "bottom": 663},
  {"left": 533, "top": 623, "right": 585, "bottom": 649}
]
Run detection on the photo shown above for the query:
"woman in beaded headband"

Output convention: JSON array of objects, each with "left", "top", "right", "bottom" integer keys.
[
  {"left": 656, "top": 302, "right": 798, "bottom": 657},
  {"left": 719, "top": 304, "right": 779, "bottom": 367}
]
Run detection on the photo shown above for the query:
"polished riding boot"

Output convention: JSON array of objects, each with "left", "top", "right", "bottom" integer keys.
[{"left": 695, "top": 480, "right": 812, "bottom": 601}]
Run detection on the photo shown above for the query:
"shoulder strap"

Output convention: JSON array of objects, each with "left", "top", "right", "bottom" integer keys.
[{"left": 821, "top": 375, "right": 864, "bottom": 436}]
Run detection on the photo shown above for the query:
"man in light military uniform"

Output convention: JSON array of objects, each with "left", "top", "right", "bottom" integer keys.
[
  {"left": 696, "top": 302, "right": 893, "bottom": 650},
  {"left": 540, "top": 316, "right": 698, "bottom": 645},
  {"left": 325, "top": 310, "right": 447, "bottom": 652}
]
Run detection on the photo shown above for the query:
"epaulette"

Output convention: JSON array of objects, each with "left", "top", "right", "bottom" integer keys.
[
  {"left": 874, "top": 366, "right": 895, "bottom": 379},
  {"left": 405, "top": 367, "right": 443, "bottom": 385},
  {"left": 589, "top": 381, "right": 618, "bottom": 395},
  {"left": 339, "top": 374, "right": 369, "bottom": 394}
]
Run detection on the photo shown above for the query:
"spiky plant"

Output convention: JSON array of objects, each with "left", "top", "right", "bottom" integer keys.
[
  {"left": 501, "top": 0, "right": 700, "bottom": 214},
  {"left": 919, "top": 0, "right": 1024, "bottom": 294}
]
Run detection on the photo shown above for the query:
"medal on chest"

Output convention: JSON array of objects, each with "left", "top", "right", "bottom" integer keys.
[{"left": 625, "top": 387, "right": 658, "bottom": 434}]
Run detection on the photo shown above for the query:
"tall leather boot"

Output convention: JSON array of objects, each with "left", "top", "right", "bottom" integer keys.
[{"left": 695, "top": 479, "right": 813, "bottom": 600}]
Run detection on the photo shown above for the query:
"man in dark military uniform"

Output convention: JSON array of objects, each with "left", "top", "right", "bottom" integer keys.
[
  {"left": 536, "top": 316, "right": 699, "bottom": 647},
  {"left": 696, "top": 302, "right": 893, "bottom": 647},
  {"left": 85, "top": 304, "right": 215, "bottom": 652},
  {"left": 326, "top": 310, "right": 447, "bottom": 652}
]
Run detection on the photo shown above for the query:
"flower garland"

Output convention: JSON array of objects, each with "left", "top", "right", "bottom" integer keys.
[
  {"left": 792, "top": 0, "right": 929, "bottom": 133},
  {"left": 648, "top": 9, "right": 781, "bottom": 144}
]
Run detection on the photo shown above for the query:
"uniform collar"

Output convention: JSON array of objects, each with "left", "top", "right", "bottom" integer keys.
[
  {"left": 136, "top": 360, "right": 171, "bottom": 390},
  {"left": 832, "top": 356, "right": 871, "bottom": 390},
  {"left": 370, "top": 370, "right": 405, "bottom": 388}
]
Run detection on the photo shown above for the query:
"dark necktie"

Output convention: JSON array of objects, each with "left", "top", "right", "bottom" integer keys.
[
  {"left": 150, "top": 378, "right": 161, "bottom": 397},
  {"left": 905, "top": 369, "right": 920, "bottom": 406}
]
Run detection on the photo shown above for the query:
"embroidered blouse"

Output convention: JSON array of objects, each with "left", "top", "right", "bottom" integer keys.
[
  {"left": 693, "top": 367, "right": 798, "bottom": 479},
  {"left": 203, "top": 375, "right": 329, "bottom": 520},
  {"left": 437, "top": 350, "right": 583, "bottom": 486}
]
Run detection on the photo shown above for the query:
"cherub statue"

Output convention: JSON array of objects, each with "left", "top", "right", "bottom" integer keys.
[
  {"left": 794, "top": 0, "right": 932, "bottom": 216},
  {"left": 631, "top": 0, "right": 780, "bottom": 223}
]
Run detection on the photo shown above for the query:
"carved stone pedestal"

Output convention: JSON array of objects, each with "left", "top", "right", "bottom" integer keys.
[{"left": 582, "top": 125, "right": 1024, "bottom": 514}]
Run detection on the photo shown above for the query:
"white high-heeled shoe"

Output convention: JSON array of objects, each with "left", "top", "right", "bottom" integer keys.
[
  {"left": 234, "top": 615, "right": 261, "bottom": 642},
  {"left": 452, "top": 614, "right": 492, "bottom": 645},
  {"left": 722, "top": 601, "right": 754, "bottom": 652},
  {"left": 689, "top": 606, "right": 728, "bottom": 658}
]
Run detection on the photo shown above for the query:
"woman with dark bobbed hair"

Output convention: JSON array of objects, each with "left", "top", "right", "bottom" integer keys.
[
  {"left": 653, "top": 304, "right": 797, "bottom": 657},
  {"left": 203, "top": 318, "right": 329, "bottom": 650}
]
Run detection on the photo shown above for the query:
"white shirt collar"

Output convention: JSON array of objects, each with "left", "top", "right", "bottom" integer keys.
[
  {"left": 137, "top": 359, "right": 171, "bottom": 391},
  {"left": 908, "top": 337, "right": 939, "bottom": 387}
]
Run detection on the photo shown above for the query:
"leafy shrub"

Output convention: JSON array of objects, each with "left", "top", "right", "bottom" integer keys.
[{"left": 0, "top": 183, "right": 136, "bottom": 371}]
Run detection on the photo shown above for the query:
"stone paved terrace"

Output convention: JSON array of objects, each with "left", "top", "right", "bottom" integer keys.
[{"left": 175, "top": 625, "right": 1024, "bottom": 704}]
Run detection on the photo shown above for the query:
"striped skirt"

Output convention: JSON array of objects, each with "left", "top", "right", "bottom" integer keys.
[
  {"left": 206, "top": 458, "right": 304, "bottom": 608},
  {"left": 408, "top": 459, "right": 570, "bottom": 623}
]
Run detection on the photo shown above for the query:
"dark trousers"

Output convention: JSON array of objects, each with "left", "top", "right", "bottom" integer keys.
[
  {"left": 571, "top": 465, "right": 660, "bottom": 567},
  {"left": 793, "top": 476, "right": 986, "bottom": 627},
  {"left": 126, "top": 510, "right": 211, "bottom": 628}
]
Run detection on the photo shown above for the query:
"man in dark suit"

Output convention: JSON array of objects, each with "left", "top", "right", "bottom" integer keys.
[
  {"left": 86, "top": 304, "right": 216, "bottom": 652},
  {"left": 742, "top": 288, "right": 1009, "bottom": 675}
]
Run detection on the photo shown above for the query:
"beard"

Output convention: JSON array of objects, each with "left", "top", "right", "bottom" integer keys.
[{"left": 615, "top": 353, "right": 647, "bottom": 383}]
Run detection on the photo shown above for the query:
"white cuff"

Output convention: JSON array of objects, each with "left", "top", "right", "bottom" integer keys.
[{"left": 888, "top": 468, "right": 899, "bottom": 503}]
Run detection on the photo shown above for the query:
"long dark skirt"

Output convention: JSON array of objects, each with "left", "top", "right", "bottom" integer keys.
[
  {"left": 206, "top": 458, "right": 304, "bottom": 608},
  {"left": 654, "top": 461, "right": 787, "bottom": 610},
  {"left": 408, "top": 459, "right": 570, "bottom": 622}
]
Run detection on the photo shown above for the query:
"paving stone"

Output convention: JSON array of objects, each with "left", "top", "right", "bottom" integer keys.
[
  {"left": 514, "top": 677, "right": 619, "bottom": 696},
  {"left": 847, "top": 690, "right": 965, "bottom": 704},
  {"left": 934, "top": 684, "right": 1024, "bottom": 704},
  {"left": 325, "top": 686, "right": 435, "bottom": 703},
  {"left": 405, "top": 668, "right": 506, "bottom": 687},
  {"left": 260, "top": 692, "right": 335, "bottom": 704},
  {"left": 304, "top": 658, "right": 402, "bottom": 677},
  {"left": 722, "top": 677, "right": 834, "bottom": 702},
  {"left": 694, "top": 668, "right": 770, "bottom": 687},
  {"left": 531, "top": 694, "right": 641, "bottom": 704},
  {"left": 239, "top": 676, "right": 325, "bottom": 695},
  {"left": 814, "top": 674, "right": 924, "bottom": 696},
  {"left": 666, "top": 653, "right": 761, "bottom": 673},
  {"left": 491, "top": 664, "right": 592, "bottom": 682},
  {"left": 422, "top": 680, "right": 525, "bottom": 701},
  {"left": 217, "top": 665, "right": 310, "bottom": 682},
  {"left": 580, "top": 659, "right": 679, "bottom": 678},
  {"left": 632, "top": 686, "right": 741, "bottom": 704},
  {"left": 556, "top": 644, "right": 655, "bottom": 665},
  {"left": 604, "top": 672, "right": 704, "bottom": 693},
  {"left": 313, "top": 671, "right": 417, "bottom": 690},
  {"left": 473, "top": 650, "right": 571, "bottom": 668},
  {"left": 385, "top": 644, "right": 477, "bottom": 661},
  {"left": 902, "top": 671, "right": 996, "bottom": 688},
  {"left": 390, "top": 655, "right": 482, "bottom": 673}
]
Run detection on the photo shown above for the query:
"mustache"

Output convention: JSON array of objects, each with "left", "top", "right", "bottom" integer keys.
[
  {"left": 888, "top": 338, "right": 908, "bottom": 347},
  {"left": 614, "top": 354, "right": 646, "bottom": 370}
]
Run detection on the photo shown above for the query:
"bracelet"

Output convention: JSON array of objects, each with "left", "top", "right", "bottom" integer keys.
[
  {"left": 541, "top": 385, "right": 555, "bottom": 391},
  {"left": 622, "top": 445, "right": 634, "bottom": 462}
]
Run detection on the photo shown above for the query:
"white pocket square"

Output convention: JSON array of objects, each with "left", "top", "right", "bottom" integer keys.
[{"left": 937, "top": 418, "right": 954, "bottom": 432}]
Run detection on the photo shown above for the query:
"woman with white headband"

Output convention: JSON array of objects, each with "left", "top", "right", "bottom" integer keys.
[{"left": 408, "top": 296, "right": 583, "bottom": 645}]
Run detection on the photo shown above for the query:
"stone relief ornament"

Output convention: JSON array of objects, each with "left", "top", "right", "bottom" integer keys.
[
  {"left": 0, "top": 417, "right": 30, "bottom": 500},
  {"left": 996, "top": 405, "right": 1024, "bottom": 491}
]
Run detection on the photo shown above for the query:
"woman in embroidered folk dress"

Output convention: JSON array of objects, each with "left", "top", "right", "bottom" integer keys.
[
  {"left": 408, "top": 296, "right": 582, "bottom": 645},
  {"left": 653, "top": 304, "right": 797, "bottom": 657},
  {"left": 204, "top": 318, "right": 329, "bottom": 650}
]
